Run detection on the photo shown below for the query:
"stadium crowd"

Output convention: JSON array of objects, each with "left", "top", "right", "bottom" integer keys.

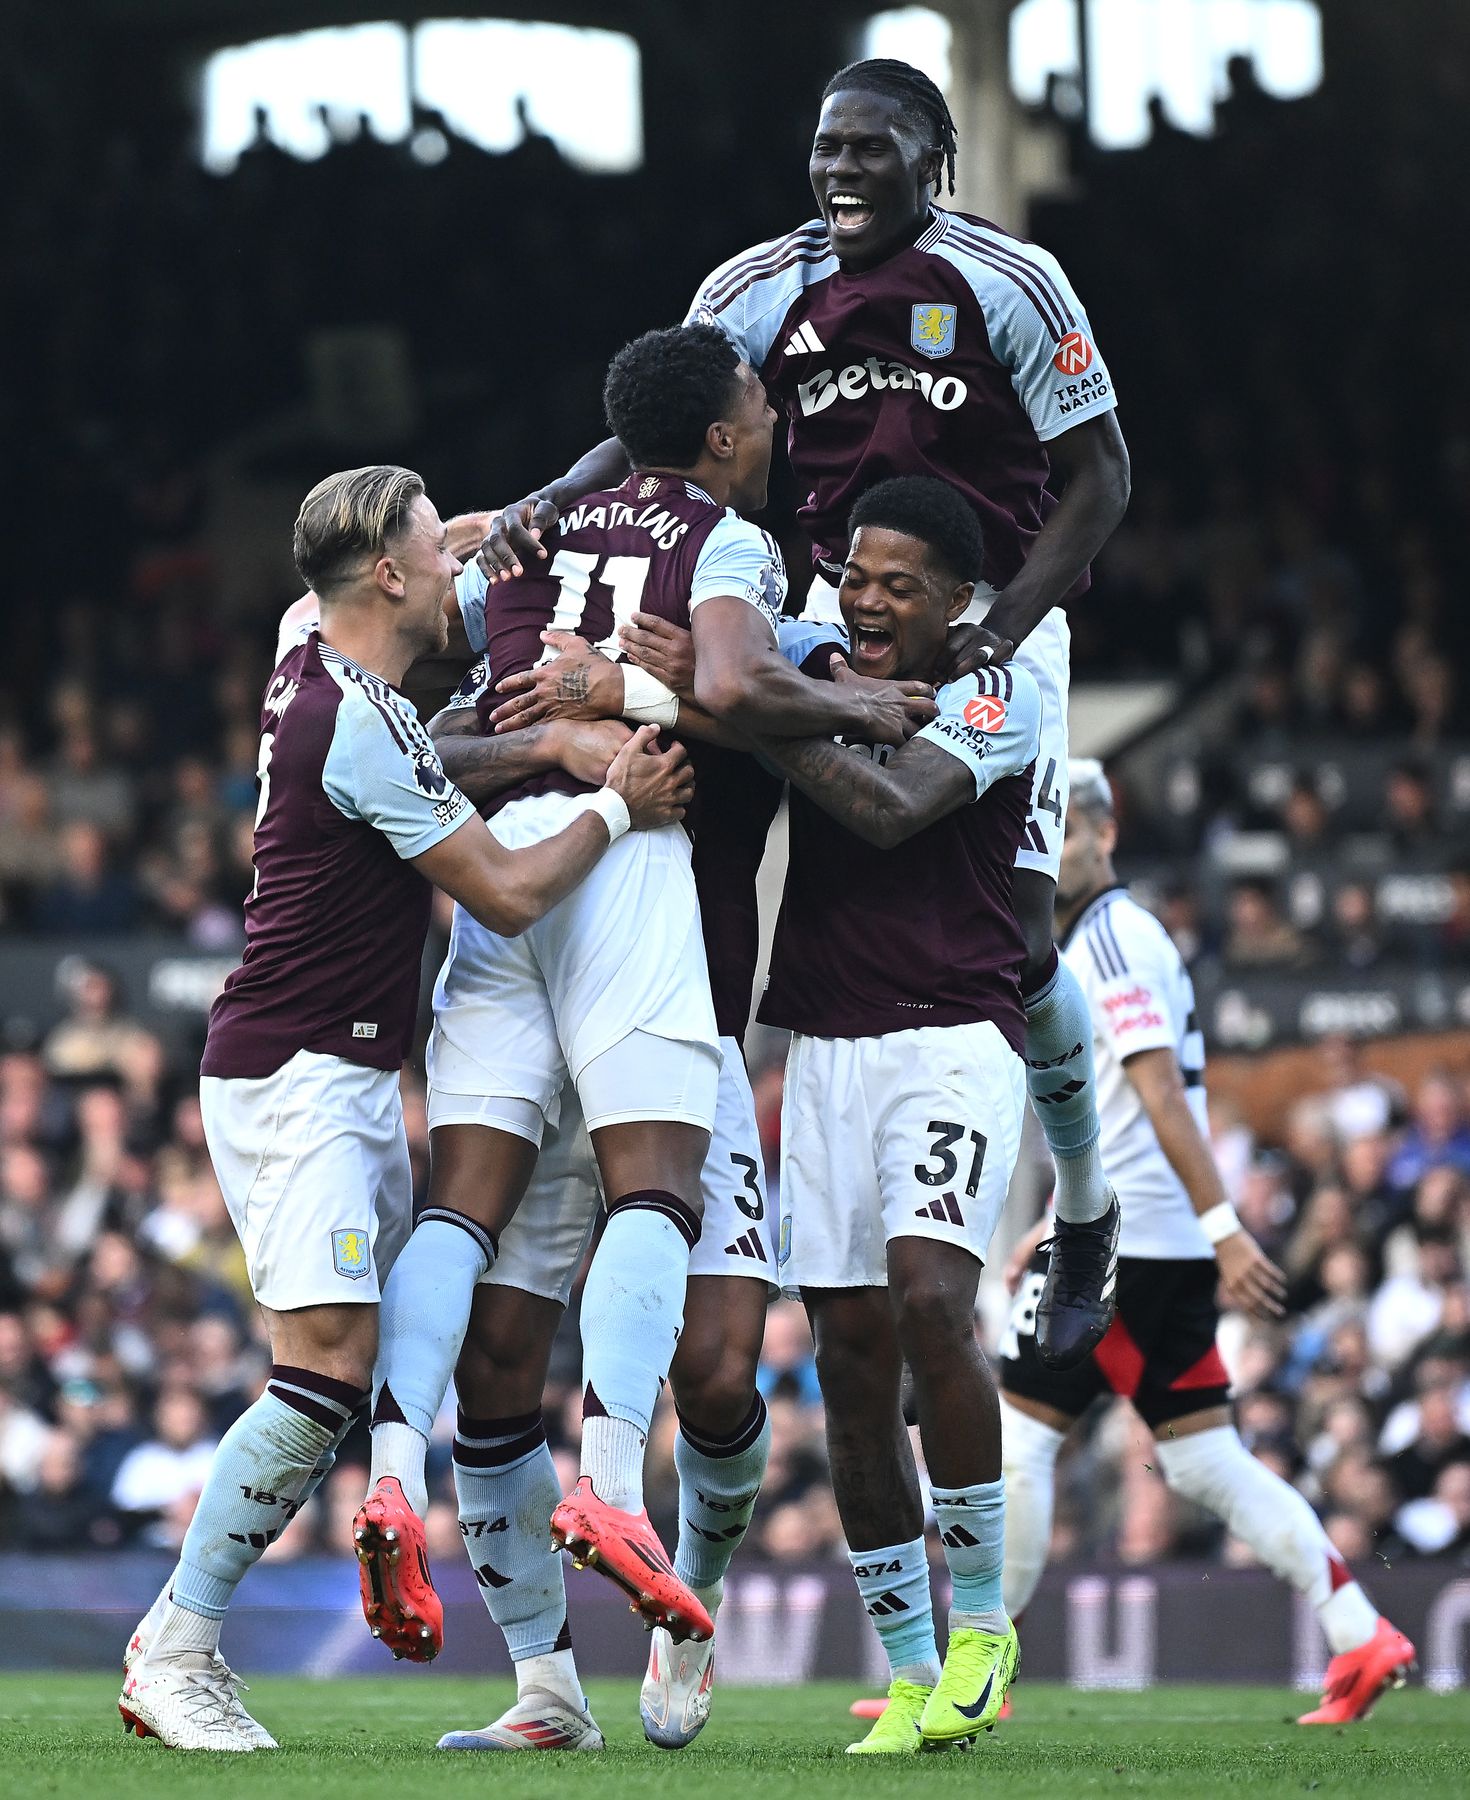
[
  {"left": 4, "top": 10, "right": 1470, "bottom": 1587},
  {"left": 2, "top": 990, "right": 1468, "bottom": 1574}
]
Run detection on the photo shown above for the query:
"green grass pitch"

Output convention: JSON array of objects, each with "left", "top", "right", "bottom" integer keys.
[{"left": 2, "top": 1675, "right": 1468, "bottom": 1798}]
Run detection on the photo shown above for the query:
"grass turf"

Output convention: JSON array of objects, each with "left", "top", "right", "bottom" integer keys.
[{"left": 1, "top": 1675, "right": 1467, "bottom": 1798}]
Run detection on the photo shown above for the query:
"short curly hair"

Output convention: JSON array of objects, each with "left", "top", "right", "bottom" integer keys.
[
  {"left": 603, "top": 324, "right": 744, "bottom": 471},
  {"left": 847, "top": 476, "right": 984, "bottom": 584}
]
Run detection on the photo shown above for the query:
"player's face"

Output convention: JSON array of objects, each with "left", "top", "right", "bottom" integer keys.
[
  {"left": 839, "top": 526, "right": 969, "bottom": 681},
  {"left": 1057, "top": 802, "right": 1114, "bottom": 906},
  {"left": 386, "top": 495, "right": 462, "bottom": 659},
  {"left": 723, "top": 363, "right": 778, "bottom": 513},
  {"left": 810, "top": 91, "right": 939, "bottom": 270}
]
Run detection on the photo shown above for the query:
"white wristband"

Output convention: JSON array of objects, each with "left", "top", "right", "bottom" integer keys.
[
  {"left": 581, "top": 787, "right": 630, "bottom": 843},
  {"left": 1199, "top": 1201, "right": 1241, "bottom": 1246},
  {"left": 620, "top": 661, "right": 680, "bottom": 727}
]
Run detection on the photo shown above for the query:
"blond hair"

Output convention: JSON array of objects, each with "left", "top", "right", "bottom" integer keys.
[{"left": 292, "top": 464, "right": 424, "bottom": 594}]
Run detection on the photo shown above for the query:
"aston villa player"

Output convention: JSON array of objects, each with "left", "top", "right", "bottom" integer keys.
[{"left": 483, "top": 57, "right": 1132, "bottom": 1369}]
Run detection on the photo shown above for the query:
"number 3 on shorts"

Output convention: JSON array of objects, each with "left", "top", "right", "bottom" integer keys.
[{"left": 731, "top": 1151, "right": 764, "bottom": 1220}]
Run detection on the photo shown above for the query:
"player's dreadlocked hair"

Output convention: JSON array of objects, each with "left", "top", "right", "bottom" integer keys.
[
  {"left": 848, "top": 476, "right": 984, "bottom": 584},
  {"left": 603, "top": 323, "right": 744, "bottom": 471},
  {"left": 821, "top": 58, "right": 958, "bottom": 195}
]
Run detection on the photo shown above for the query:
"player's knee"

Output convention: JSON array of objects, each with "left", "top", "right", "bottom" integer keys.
[
  {"left": 673, "top": 1360, "right": 757, "bottom": 1438},
  {"left": 890, "top": 1275, "right": 975, "bottom": 1362},
  {"left": 271, "top": 1304, "right": 377, "bottom": 1391},
  {"left": 1011, "top": 873, "right": 1057, "bottom": 987}
]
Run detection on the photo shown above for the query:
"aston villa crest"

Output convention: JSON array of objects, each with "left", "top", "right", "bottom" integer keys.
[{"left": 910, "top": 303, "right": 957, "bottom": 359}]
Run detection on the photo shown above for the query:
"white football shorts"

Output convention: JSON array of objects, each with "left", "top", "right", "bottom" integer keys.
[
  {"left": 201, "top": 1050, "right": 412, "bottom": 1311},
  {"left": 471, "top": 1036, "right": 772, "bottom": 1305},
  {"left": 801, "top": 574, "right": 1070, "bottom": 881},
  {"left": 427, "top": 789, "right": 720, "bottom": 1135},
  {"left": 777, "top": 1020, "right": 1026, "bottom": 1291}
]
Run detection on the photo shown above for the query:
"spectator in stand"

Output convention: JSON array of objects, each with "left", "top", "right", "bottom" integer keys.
[
  {"left": 41, "top": 964, "right": 157, "bottom": 1086},
  {"left": 109, "top": 1385, "right": 217, "bottom": 1541},
  {"left": 1383, "top": 763, "right": 1437, "bottom": 856},
  {"left": 1386, "top": 1074, "right": 1470, "bottom": 1189},
  {"left": 1224, "top": 879, "right": 1312, "bottom": 968},
  {"left": 38, "top": 822, "right": 140, "bottom": 936}
]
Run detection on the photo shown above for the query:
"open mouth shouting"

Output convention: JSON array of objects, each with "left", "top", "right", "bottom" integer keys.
[
  {"left": 827, "top": 190, "right": 875, "bottom": 236},
  {"left": 851, "top": 619, "right": 896, "bottom": 673}
]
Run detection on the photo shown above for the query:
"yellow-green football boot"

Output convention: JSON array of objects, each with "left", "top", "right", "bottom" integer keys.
[
  {"left": 919, "top": 1624, "right": 1019, "bottom": 1743},
  {"left": 845, "top": 1678, "right": 931, "bottom": 1754}
]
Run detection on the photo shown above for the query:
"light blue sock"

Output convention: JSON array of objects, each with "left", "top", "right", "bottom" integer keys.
[
  {"left": 931, "top": 1477, "right": 1009, "bottom": 1633},
  {"left": 1023, "top": 954, "right": 1110, "bottom": 1223},
  {"left": 673, "top": 1393, "right": 771, "bottom": 1603},
  {"left": 848, "top": 1537, "right": 941, "bottom": 1687},
  {"left": 371, "top": 1209, "right": 497, "bottom": 1509},
  {"left": 453, "top": 1410, "right": 580, "bottom": 1698},
  {"left": 579, "top": 1192, "right": 698, "bottom": 1511},
  {"left": 154, "top": 1368, "right": 365, "bottom": 1656}
]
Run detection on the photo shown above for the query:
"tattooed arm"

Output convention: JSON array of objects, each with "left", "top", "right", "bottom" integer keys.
[
  {"left": 756, "top": 733, "right": 974, "bottom": 851},
  {"left": 427, "top": 705, "right": 633, "bottom": 804}
]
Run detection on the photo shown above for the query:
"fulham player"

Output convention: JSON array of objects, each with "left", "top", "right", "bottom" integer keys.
[{"left": 998, "top": 762, "right": 1416, "bottom": 1727}]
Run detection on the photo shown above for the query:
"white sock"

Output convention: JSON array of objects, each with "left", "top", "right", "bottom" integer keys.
[
  {"left": 999, "top": 1397, "right": 1065, "bottom": 1618},
  {"left": 1156, "top": 1424, "right": 1378, "bottom": 1654},
  {"left": 581, "top": 1414, "right": 647, "bottom": 1512},
  {"left": 150, "top": 1599, "right": 221, "bottom": 1659},
  {"left": 369, "top": 1420, "right": 430, "bottom": 1518},
  {"left": 515, "top": 1648, "right": 586, "bottom": 1712}
]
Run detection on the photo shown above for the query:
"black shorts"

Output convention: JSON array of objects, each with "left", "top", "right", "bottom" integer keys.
[{"left": 998, "top": 1250, "right": 1230, "bottom": 1430}]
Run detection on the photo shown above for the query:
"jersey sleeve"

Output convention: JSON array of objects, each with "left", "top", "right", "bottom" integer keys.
[
  {"left": 443, "top": 652, "right": 494, "bottom": 714},
  {"left": 916, "top": 664, "right": 1042, "bottom": 798},
  {"left": 688, "top": 515, "right": 788, "bottom": 637},
  {"left": 686, "top": 224, "right": 833, "bottom": 373},
  {"left": 777, "top": 616, "right": 848, "bottom": 676},
  {"left": 323, "top": 690, "right": 475, "bottom": 860},
  {"left": 453, "top": 560, "right": 490, "bottom": 654},
  {"left": 1082, "top": 905, "right": 1180, "bottom": 1061},
  {"left": 937, "top": 235, "right": 1117, "bottom": 442}
]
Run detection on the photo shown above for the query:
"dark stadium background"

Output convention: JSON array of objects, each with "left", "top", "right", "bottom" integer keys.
[{"left": 2, "top": 0, "right": 1469, "bottom": 1687}]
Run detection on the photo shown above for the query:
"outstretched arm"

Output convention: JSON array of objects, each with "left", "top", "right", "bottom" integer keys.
[
  {"left": 479, "top": 439, "right": 631, "bottom": 579},
  {"left": 429, "top": 705, "right": 634, "bottom": 804},
  {"left": 980, "top": 413, "right": 1130, "bottom": 652},
  {"left": 757, "top": 730, "right": 974, "bottom": 851},
  {"left": 691, "top": 598, "right": 934, "bottom": 744}
]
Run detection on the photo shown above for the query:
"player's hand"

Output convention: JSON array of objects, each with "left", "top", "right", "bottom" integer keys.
[
  {"left": 830, "top": 656, "right": 938, "bottom": 744},
  {"left": 445, "top": 510, "right": 494, "bottom": 560},
  {"left": 618, "top": 613, "right": 697, "bottom": 701},
  {"left": 1215, "top": 1230, "right": 1288, "bottom": 1320},
  {"left": 489, "top": 635, "right": 621, "bottom": 731},
  {"left": 604, "top": 725, "right": 695, "bottom": 830},
  {"left": 550, "top": 719, "right": 634, "bottom": 785},
  {"left": 934, "top": 622, "right": 1015, "bottom": 686},
  {"left": 479, "top": 494, "right": 560, "bottom": 581}
]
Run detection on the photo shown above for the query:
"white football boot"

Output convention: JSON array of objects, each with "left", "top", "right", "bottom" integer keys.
[
  {"left": 436, "top": 1691, "right": 605, "bottom": 1752},
  {"left": 119, "top": 1652, "right": 275, "bottom": 1751},
  {"left": 640, "top": 1625, "right": 716, "bottom": 1748},
  {"left": 122, "top": 1616, "right": 276, "bottom": 1751}
]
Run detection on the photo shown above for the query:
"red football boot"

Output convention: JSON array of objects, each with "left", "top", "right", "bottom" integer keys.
[
  {"left": 352, "top": 1476, "right": 444, "bottom": 1662},
  {"left": 551, "top": 1476, "right": 713, "bottom": 1643},
  {"left": 1297, "top": 1617, "right": 1416, "bottom": 1724}
]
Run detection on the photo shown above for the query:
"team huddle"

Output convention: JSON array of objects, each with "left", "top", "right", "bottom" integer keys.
[{"left": 116, "top": 57, "right": 1415, "bottom": 1755}]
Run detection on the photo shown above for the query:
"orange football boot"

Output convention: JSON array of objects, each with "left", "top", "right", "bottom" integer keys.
[
  {"left": 1297, "top": 1617, "right": 1416, "bottom": 1724},
  {"left": 353, "top": 1476, "right": 444, "bottom": 1662},
  {"left": 551, "top": 1475, "right": 713, "bottom": 1642}
]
